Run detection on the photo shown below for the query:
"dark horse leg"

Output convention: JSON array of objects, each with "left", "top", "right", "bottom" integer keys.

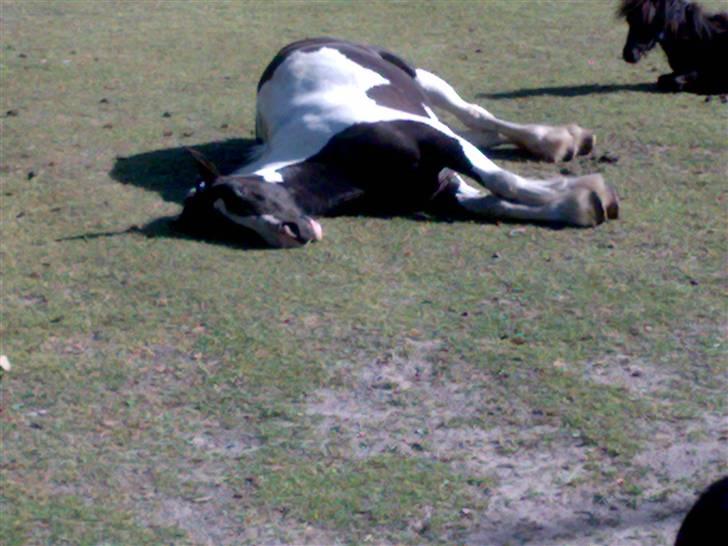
[
  {"left": 657, "top": 70, "right": 728, "bottom": 95},
  {"left": 657, "top": 71, "right": 700, "bottom": 92}
]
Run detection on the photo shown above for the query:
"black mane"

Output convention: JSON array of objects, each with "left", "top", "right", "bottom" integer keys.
[{"left": 668, "top": 1, "right": 725, "bottom": 40}]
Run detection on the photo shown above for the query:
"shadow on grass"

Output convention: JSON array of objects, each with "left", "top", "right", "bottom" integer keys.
[
  {"left": 108, "top": 138, "right": 285, "bottom": 248},
  {"left": 469, "top": 501, "right": 688, "bottom": 546},
  {"left": 478, "top": 81, "right": 658, "bottom": 100},
  {"left": 56, "top": 216, "right": 277, "bottom": 250},
  {"left": 483, "top": 147, "right": 544, "bottom": 163},
  {"left": 110, "top": 138, "right": 260, "bottom": 204}
]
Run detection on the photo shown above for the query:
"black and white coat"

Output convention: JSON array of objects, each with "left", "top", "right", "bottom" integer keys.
[{"left": 181, "top": 38, "right": 618, "bottom": 248}]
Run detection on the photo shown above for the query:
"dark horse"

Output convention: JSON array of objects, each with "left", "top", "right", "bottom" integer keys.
[
  {"left": 674, "top": 476, "right": 728, "bottom": 546},
  {"left": 618, "top": 0, "right": 728, "bottom": 93}
]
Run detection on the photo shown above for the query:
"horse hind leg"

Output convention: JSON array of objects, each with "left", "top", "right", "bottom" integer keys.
[
  {"left": 479, "top": 120, "right": 596, "bottom": 163},
  {"left": 454, "top": 129, "right": 507, "bottom": 150},
  {"left": 414, "top": 68, "right": 594, "bottom": 162}
]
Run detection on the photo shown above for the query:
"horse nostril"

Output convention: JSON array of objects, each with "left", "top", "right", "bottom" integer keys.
[{"left": 280, "top": 222, "right": 302, "bottom": 241}]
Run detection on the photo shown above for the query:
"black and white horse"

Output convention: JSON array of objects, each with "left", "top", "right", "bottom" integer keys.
[
  {"left": 618, "top": 0, "right": 728, "bottom": 93},
  {"left": 180, "top": 38, "right": 619, "bottom": 248}
]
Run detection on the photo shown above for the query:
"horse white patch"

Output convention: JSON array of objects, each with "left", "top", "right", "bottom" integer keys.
[
  {"left": 214, "top": 200, "right": 286, "bottom": 245},
  {"left": 236, "top": 46, "right": 465, "bottom": 184},
  {"left": 423, "top": 104, "right": 439, "bottom": 121}
]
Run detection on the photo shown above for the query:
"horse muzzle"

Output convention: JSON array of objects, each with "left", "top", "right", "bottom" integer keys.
[
  {"left": 623, "top": 46, "right": 642, "bottom": 63},
  {"left": 276, "top": 217, "right": 324, "bottom": 248}
]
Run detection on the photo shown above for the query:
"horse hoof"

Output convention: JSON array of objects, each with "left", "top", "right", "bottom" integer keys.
[
  {"left": 566, "top": 124, "right": 596, "bottom": 157},
  {"left": 584, "top": 174, "right": 619, "bottom": 222},
  {"left": 589, "top": 191, "right": 607, "bottom": 226},
  {"left": 538, "top": 126, "right": 574, "bottom": 162},
  {"left": 559, "top": 174, "right": 619, "bottom": 226},
  {"left": 605, "top": 186, "right": 620, "bottom": 219},
  {"left": 558, "top": 188, "right": 605, "bottom": 227},
  {"left": 578, "top": 131, "right": 596, "bottom": 156}
]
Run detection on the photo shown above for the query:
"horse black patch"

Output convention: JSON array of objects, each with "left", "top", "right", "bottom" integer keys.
[{"left": 272, "top": 120, "right": 468, "bottom": 215}]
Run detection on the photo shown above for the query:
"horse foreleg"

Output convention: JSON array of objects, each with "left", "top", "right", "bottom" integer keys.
[
  {"left": 656, "top": 69, "right": 719, "bottom": 93},
  {"left": 657, "top": 71, "right": 694, "bottom": 91},
  {"left": 456, "top": 189, "right": 609, "bottom": 226},
  {"left": 436, "top": 132, "right": 618, "bottom": 226},
  {"left": 414, "top": 68, "right": 595, "bottom": 162}
]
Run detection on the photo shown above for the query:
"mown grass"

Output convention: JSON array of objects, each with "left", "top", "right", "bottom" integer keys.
[{"left": 2, "top": 1, "right": 726, "bottom": 544}]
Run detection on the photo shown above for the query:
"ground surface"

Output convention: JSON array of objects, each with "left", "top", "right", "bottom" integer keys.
[{"left": 1, "top": 1, "right": 726, "bottom": 545}]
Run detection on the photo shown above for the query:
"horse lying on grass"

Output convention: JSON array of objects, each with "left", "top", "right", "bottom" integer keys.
[
  {"left": 618, "top": 0, "right": 728, "bottom": 94},
  {"left": 179, "top": 38, "right": 619, "bottom": 248}
]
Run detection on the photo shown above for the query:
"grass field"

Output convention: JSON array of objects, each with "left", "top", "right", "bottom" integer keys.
[{"left": 1, "top": 1, "right": 726, "bottom": 544}]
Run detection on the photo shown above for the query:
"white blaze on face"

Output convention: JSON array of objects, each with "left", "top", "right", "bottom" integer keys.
[
  {"left": 213, "top": 200, "right": 322, "bottom": 248},
  {"left": 235, "top": 47, "right": 462, "bottom": 184}
]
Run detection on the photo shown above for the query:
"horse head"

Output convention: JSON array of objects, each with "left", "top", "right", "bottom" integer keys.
[
  {"left": 618, "top": 0, "right": 668, "bottom": 63},
  {"left": 178, "top": 149, "right": 323, "bottom": 248}
]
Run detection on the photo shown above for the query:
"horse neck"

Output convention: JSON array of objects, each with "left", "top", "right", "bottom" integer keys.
[{"left": 276, "top": 161, "right": 365, "bottom": 216}]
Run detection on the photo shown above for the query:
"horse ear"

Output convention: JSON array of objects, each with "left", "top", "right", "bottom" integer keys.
[{"left": 186, "top": 147, "right": 220, "bottom": 184}]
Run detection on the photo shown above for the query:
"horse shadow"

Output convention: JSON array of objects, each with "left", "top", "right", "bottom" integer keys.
[
  {"left": 106, "top": 138, "right": 287, "bottom": 248},
  {"left": 111, "top": 138, "right": 259, "bottom": 204},
  {"left": 478, "top": 81, "right": 659, "bottom": 100},
  {"left": 106, "top": 138, "right": 453, "bottom": 248}
]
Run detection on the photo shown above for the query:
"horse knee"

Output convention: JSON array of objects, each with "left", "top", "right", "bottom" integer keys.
[{"left": 657, "top": 73, "right": 681, "bottom": 91}]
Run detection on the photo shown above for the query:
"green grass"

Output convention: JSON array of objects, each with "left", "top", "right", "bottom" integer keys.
[
  {"left": 2, "top": 1, "right": 726, "bottom": 544},
  {"left": 257, "top": 454, "right": 484, "bottom": 535},
  {"left": 1, "top": 483, "right": 183, "bottom": 546}
]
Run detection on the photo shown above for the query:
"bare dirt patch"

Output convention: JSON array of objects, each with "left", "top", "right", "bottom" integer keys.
[
  {"left": 465, "top": 418, "right": 725, "bottom": 546},
  {"left": 306, "top": 341, "right": 727, "bottom": 545},
  {"left": 565, "top": 353, "right": 678, "bottom": 396},
  {"left": 307, "top": 339, "right": 497, "bottom": 460}
]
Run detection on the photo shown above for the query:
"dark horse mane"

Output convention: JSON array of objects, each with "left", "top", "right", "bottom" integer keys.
[
  {"left": 617, "top": 0, "right": 728, "bottom": 93},
  {"left": 618, "top": 0, "right": 726, "bottom": 38}
]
